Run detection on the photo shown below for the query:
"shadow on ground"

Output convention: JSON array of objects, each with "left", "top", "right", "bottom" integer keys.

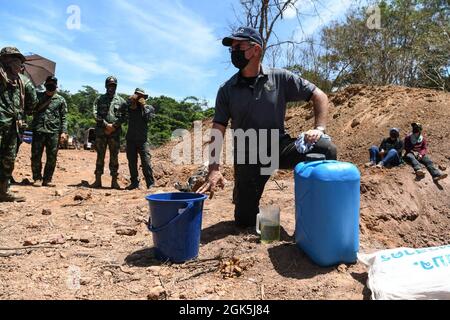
[
  {"left": 350, "top": 272, "right": 372, "bottom": 300},
  {"left": 268, "top": 243, "right": 334, "bottom": 280},
  {"left": 201, "top": 221, "right": 294, "bottom": 245},
  {"left": 125, "top": 248, "right": 162, "bottom": 267}
]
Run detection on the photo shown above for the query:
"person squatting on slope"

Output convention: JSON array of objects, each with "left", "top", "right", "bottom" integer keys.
[{"left": 404, "top": 122, "right": 447, "bottom": 182}]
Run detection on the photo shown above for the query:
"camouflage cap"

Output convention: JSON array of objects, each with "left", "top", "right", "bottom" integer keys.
[
  {"left": 0, "top": 46, "right": 26, "bottom": 62},
  {"left": 135, "top": 88, "right": 149, "bottom": 99}
]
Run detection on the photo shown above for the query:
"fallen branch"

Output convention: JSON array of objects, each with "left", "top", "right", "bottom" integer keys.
[
  {"left": 177, "top": 267, "right": 218, "bottom": 283},
  {"left": 182, "top": 255, "right": 223, "bottom": 265},
  {"left": 0, "top": 245, "right": 58, "bottom": 251},
  {"left": 272, "top": 179, "right": 287, "bottom": 191},
  {"left": 61, "top": 202, "right": 84, "bottom": 208}
]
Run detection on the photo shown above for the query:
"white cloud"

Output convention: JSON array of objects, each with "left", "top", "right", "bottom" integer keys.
[
  {"left": 15, "top": 28, "right": 108, "bottom": 75},
  {"left": 0, "top": 13, "right": 74, "bottom": 43},
  {"left": 109, "top": 53, "right": 156, "bottom": 84},
  {"left": 114, "top": 0, "right": 221, "bottom": 61}
]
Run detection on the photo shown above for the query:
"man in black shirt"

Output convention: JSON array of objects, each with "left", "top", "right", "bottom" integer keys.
[
  {"left": 122, "top": 88, "right": 156, "bottom": 190},
  {"left": 197, "top": 27, "right": 337, "bottom": 228}
]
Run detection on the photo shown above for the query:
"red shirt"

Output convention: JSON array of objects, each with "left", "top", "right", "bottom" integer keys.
[{"left": 404, "top": 134, "right": 427, "bottom": 157}]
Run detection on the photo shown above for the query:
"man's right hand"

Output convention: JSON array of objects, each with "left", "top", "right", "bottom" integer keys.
[{"left": 197, "top": 169, "right": 226, "bottom": 199}]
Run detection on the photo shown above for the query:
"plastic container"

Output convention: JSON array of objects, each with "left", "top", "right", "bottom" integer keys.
[
  {"left": 294, "top": 160, "right": 360, "bottom": 267},
  {"left": 146, "top": 192, "right": 207, "bottom": 263}
]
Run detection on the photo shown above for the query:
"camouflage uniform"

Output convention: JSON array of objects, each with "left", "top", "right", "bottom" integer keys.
[
  {"left": 31, "top": 92, "right": 68, "bottom": 182},
  {"left": 121, "top": 89, "right": 155, "bottom": 189},
  {"left": 93, "top": 93, "right": 126, "bottom": 178},
  {"left": 0, "top": 49, "right": 37, "bottom": 182}
]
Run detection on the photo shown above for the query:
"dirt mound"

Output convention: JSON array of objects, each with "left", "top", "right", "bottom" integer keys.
[{"left": 287, "top": 84, "right": 450, "bottom": 165}]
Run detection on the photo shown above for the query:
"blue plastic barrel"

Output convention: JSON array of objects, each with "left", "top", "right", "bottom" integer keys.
[
  {"left": 294, "top": 161, "right": 360, "bottom": 267},
  {"left": 146, "top": 192, "right": 208, "bottom": 263}
]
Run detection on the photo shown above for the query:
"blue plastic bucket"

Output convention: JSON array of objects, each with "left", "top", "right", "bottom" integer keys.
[{"left": 146, "top": 192, "right": 208, "bottom": 263}]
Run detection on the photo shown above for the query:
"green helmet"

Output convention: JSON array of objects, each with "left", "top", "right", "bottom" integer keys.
[
  {"left": 0, "top": 46, "right": 26, "bottom": 63},
  {"left": 105, "top": 76, "right": 118, "bottom": 87}
]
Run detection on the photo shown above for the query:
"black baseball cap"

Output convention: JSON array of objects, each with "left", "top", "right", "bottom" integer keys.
[
  {"left": 222, "top": 27, "right": 263, "bottom": 47},
  {"left": 411, "top": 122, "right": 423, "bottom": 132},
  {"left": 45, "top": 76, "right": 58, "bottom": 83},
  {"left": 390, "top": 127, "right": 400, "bottom": 135}
]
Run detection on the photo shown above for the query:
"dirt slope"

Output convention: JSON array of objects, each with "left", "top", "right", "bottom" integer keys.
[{"left": 0, "top": 85, "right": 448, "bottom": 300}]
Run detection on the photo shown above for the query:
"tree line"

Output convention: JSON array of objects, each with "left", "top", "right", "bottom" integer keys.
[
  {"left": 234, "top": 0, "right": 450, "bottom": 92},
  {"left": 55, "top": 87, "right": 214, "bottom": 147}
]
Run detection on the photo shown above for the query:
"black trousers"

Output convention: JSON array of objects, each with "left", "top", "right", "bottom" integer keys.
[
  {"left": 126, "top": 140, "right": 155, "bottom": 187},
  {"left": 233, "top": 135, "right": 338, "bottom": 227}
]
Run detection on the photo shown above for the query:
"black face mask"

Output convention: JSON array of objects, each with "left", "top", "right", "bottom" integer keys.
[
  {"left": 231, "top": 50, "right": 250, "bottom": 70},
  {"left": 107, "top": 86, "right": 116, "bottom": 96},
  {"left": 45, "top": 83, "right": 57, "bottom": 92}
]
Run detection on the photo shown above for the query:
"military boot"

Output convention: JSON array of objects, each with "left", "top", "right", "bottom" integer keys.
[
  {"left": 126, "top": 182, "right": 139, "bottom": 191},
  {"left": 91, "top": 174, "right": 102, "bottom": 189},
  {"left": 0, "top": 180, "right": 25, "bottom": 203},
  {"left": 42, "top": 180, "right": 56, "bottom": 187},
  {"left": 111, "top": 176, "right": 121, "bottom": 190}
]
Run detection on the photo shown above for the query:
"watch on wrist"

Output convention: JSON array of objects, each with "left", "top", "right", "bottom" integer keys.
[{"left": 315, "top": 126, "right": 326, "bottom": 133}]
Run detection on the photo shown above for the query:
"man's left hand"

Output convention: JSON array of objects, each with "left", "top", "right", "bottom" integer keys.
[{"left": 304, "top": 129, "right": 324, "bottom": 144}]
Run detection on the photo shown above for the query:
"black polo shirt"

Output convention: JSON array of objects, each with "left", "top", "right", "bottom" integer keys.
[{"left": 213, "top": 66, "right": 316, "bottom": 135}]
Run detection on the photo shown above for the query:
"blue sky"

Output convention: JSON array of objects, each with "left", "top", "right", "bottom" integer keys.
[{"left": 0, "top": 0, "right": 356, "bottom": 107}]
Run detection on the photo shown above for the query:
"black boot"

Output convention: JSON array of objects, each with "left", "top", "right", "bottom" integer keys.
[
  {"left": 126, "top": 182, "right": 140, "bottom": 190},
  {"left": 111, "top": 176, "right": 120, "bottom": 190},
  {"left": 0, "top": 180, "right": 25, "bottom": 203},
  {"left": 91, "top": 174, "right": 102, "bottom": 188},
  {"left": 42, "top": 180, "right": 56, "bottom": 187},
  {"left": 146, "top": 179, "right": 155, "bottom": 190}
]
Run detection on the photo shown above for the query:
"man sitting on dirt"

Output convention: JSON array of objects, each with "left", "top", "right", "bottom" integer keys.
[
  {"left": 404, "top": 122, "right": 447, "bottom": 181},
  {"left": 197, "top": 27, "right": 337, "bottom": 228},
  {"left": 366, "top": 128, "right": 403, "bottom": 168}
]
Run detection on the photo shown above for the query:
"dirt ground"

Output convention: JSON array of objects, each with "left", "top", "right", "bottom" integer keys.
[{"left": 0, "top": 85, "right": 449, "bottom": 300}]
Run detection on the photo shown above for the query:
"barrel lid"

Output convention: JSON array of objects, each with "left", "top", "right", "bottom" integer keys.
[{"left": 305, "top": 153, "right": 326, "bottom": 162}]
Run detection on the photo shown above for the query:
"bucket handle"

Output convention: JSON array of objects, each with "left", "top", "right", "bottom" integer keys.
[{"left": 148, "top": 202, "right": 195, "bottom": 233}]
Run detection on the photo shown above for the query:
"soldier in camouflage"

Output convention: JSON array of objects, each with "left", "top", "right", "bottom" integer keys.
[
  {"left": 121, "top": 88, "right": 156, "bottom": 190},
  {"left": 91, "top": 76, "right": 127, "bottom": 189},
  {"left": 31, "top": 76, "right": 68, "bottom": 187},
  {"left": 0, "top": 47, "right": 37, "bottom": 202}
]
